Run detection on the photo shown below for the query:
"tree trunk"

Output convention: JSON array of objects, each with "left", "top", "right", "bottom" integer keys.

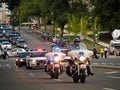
[
  {"left": 60, "top": 26, "right": 64, "bottom": 38},
  {"left": 37, "top": 17, "right": 41, "bottom": 29}
]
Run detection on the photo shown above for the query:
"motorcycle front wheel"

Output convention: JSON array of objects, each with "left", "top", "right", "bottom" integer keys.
[
  {"left": 80, "top": 78, "right": 86, "bottom": 83},
  {"left": 50, "top": 74, "right": 59, "bottom": 79},
  {"left": 73, "top": 77, "right": 79, "bottom": 83}
]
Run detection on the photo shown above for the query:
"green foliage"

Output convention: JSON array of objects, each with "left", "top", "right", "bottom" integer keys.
[
  {"left": 93, "top": 0, "right": 120, "bottom": 31},
  {"left": 66, "top": 15, "right": 80, "bottom": 34},
  {"left": 80, "top": 16, "right": 89, "bottom": 37},
  {"left": 5, "top": 0, "right": 21, "bottom": 11},
  {"left": 10, "top": 8, "right": 20, "bottom": 26}
]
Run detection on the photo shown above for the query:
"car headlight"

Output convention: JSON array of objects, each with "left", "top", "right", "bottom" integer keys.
[
  {"left": 16, "top": 58, "right": 18, "bottom": 61},
  {"left": 24, "top": 44, "right": 27, "bottom": 47},
  {"left": 20, "top": 59, "right": 23, "bottom": 62},
  {"left": 79, "top": 56, "right": 86, "bottom": 62},
  {"left": 32, "top": 60, "right": 36, "bottom": 63}
]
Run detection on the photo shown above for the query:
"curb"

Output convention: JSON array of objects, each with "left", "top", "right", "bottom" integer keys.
[{"left": 92, "top": 65, "right": 120, "bottom": 70}]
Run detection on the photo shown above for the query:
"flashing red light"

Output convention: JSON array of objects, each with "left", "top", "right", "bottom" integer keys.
[{"left": 38, "top": 48, "right": 42, "bottom": 51}]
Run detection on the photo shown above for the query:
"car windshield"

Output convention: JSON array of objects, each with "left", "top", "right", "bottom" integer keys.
[
  {"left": 29, "top": 52, "right": 46, "bottom": 57},
  {"left": 18, "top": 52, "right": 29, "bottom": 58},
  {"left": 18, "top": 40, "right": 26, "bottom": 43},
  {"left": 2, "top": 42, "right": 10, "bottom": 45}
]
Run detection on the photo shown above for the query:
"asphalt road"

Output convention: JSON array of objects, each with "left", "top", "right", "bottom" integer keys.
[
  {"left": 0, "top": 58, "right": 120, "bottom": 90},
  {"left": 0, "top": 28, "right": 120, "bottom": 90}
]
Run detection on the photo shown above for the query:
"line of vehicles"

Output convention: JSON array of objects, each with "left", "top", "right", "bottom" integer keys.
[
  {"left": 0, "top": 23, "right": 27, "bottom": 58},
  {"left": 15, "top": 44, "right": 94, "bottom": 83},
  {"left": 41, "top": 32, "right": 70, "bottom": 47},
  {"left": 0, "top": 24, "right": 94, "bottom": 83}
]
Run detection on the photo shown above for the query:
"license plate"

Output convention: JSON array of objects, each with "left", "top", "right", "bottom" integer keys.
[
  {"left": 80, "top": 64, "right": 86, "bottom": 69},
  {"left": 54, "top": 64, "right": 60, "bottom": 67},
  {"left": 79, "top": 52, "right": 84, "bottom": 56},
  {"left": 62, "top": 62, "right": 69, "bottom": 67}
]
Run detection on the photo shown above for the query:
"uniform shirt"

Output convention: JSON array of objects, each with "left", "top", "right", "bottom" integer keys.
[{"left": 71, "top": 43, "right": 87, "bottom": 50}]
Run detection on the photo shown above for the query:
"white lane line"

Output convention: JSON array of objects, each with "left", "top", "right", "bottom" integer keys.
[
  {"left": 101, "top": 63, "right": 107, "bottom": 65},
  {"left": 104, "top": 71, "right": 119, "bottom": 74},
  {"left": 6, "top": 64, "right": 10, "bottom": 67},
  {"left": 103, "top": 88, "right": 117, "bottom": 90},
  {"left": 28, "top": 73, "right": 34, "bottom": 76},
  {"left": 93, "top": 63, "right": 99, "bottom": 65},
  {"left": 16, "top": 69, "right": 19, "bottom": 72},
  {"left": 6, "top": 64, "right": 11, "bottom": 68},
  {"left": 117, "top": 63, "right": 120, "bottom": 66},
  {"left": 0, "top": 65, "right": 2, "bottom": 67},
  {"left": 54, "top": 79, "right": 62, "bottom": 82},
  {"left": 109, "top": 63, "right": 115, "bottom": 65},
  {"left": 107, "top": 76, "right": 120, "bottom": 79}
]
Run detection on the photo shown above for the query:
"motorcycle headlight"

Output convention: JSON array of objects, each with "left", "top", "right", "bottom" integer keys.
[
  {"left": 79, "top": 56, "right": 86, "bottom": 62},
  {"left": 74, "top": 61, "right": 78, "bottom": 65},
  {"left": 54, "top": 57, "right": 60, "bottom": 62}
]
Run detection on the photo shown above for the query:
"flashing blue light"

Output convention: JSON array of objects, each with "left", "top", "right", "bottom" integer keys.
[
  {"left": 49, "top": 58, "right": 54, "bottom": 62},
  {"left": 55, "top": 46, "right": 60, "bottom": 51}
]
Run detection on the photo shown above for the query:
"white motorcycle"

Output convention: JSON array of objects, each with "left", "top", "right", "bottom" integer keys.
[
  {"left": 66, "top": 46, "right": 93, "bottom": 83},
  {"left": 45, "top": 47, "right": 66, "bottom": 79}
]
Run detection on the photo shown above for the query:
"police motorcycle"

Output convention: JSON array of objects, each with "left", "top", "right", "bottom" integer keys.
[
  {"left": 45, "top": 46, "right": 66, "bottom": 79},
  {"left": 66, "top": 44, "right": 93, "bottom": 83}
]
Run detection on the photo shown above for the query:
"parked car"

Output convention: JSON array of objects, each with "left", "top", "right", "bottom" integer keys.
[
  {"left": 0, "top": 30, "right": 3, "bottom": 37},
  {"left": 0, "top": 41, "right": 12, "bottom": 50},
  {"left": 7, "top": 48, "right": 27, "bottom": 57},
  {"left": 10, "top": 37, "right": 21, "bottom": 45},
  {"left": 16, "top": 52, "right": 29, "bottom": 67},
  {"left": 7, "top": 34, "right": 20, "bottom": 41},
  {"left": 16, "top": 39, "right": 27, "bottom": 48},
  {"left": 42, "top": 32, "right": 50, "bottom": 40},
  {"left": 5, "top": 31, "right": 17, "bottom": 38},
  {"left": 0, "top": 38, "right": 8, "bottom": 44}
]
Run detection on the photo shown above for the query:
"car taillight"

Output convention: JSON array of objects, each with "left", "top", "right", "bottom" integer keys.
[{"left": 38, "top": 48, "right": 42, "bottom": 51}]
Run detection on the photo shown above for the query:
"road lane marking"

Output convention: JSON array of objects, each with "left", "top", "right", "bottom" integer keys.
[
  {"left": 6, "top": 64, "right": 11, "bottom": 68},
  {"left": 28, "top": 73, "right": 34, "bottom": 76},
  {"left": 109, "top": 63, "right": 115, "bottom": 65},
  {"left": 117, "top": 63, "right": 120, "bottom": 66},
  {"left": 107, "top": 76, "right": 120, "bottom": 79},
  {"left": 104, "top": 71, "right": 119, "bottom": 74},
  {"left": 54, "top": 79, "right": 62, "bottom": 82},
  {"left": 101, "top": 63, "right": 107, "bottom": 65},
  {"left": 103, "top": 88, "right": 117, "bottom": 90},
  {"left": 93, "top": 63, "right": 99, "bottom": 65},
  {"left": 0, "top": 65, "right": 2, "bottom": 67},
  {"left": 16, "top": 69, "right": 19, "bottom": 72}
]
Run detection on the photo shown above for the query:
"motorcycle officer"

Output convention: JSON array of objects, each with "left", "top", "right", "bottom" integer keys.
[{"left": 68, "top": 37, "right": 94, "bottom": 75}]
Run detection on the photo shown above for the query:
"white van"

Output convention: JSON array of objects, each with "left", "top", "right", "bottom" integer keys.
[{"left": 109, "top": 40, "right": 120, "bottom": 54}]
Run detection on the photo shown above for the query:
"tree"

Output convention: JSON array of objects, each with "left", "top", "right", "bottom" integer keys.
[
  {"left": 80, "top": 16, "right": 89, "bottom": 37},
  {"left": 66, "top": 14, "right": 80, "bottom": 34},
  {"left": 93, "top": 0, "right": 120, "bottom": 31},
  {"left": 5, "top": 0, "right": 21, "bottom": 11}
]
